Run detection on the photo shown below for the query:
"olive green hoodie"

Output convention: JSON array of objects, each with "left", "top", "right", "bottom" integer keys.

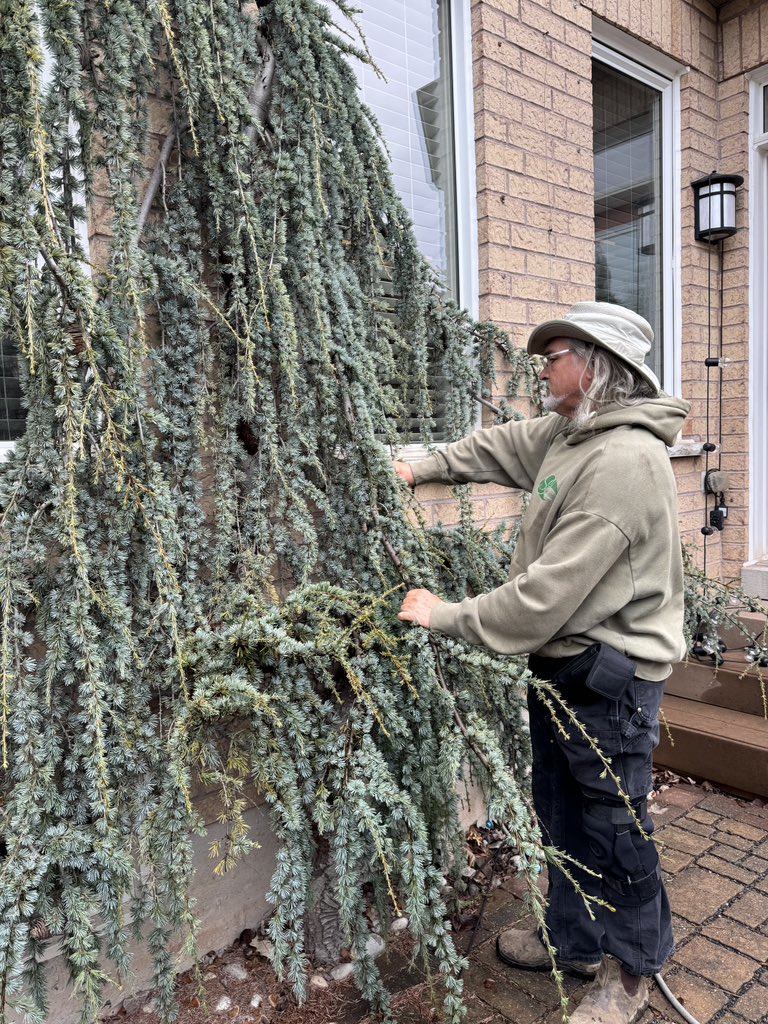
[{"left": 411, "top": 396, "right": 691, "bottom": 681}]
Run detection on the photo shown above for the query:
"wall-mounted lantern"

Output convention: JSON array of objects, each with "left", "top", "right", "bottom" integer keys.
[{"left": 691, "top": 172, "right": 744, "bottom": 242}]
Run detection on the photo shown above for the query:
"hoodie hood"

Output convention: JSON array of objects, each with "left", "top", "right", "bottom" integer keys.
[{"left": 563, "top": 395, "right": 691, "bottom": 448}]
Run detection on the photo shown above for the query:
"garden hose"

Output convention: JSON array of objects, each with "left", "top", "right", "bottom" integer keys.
[{"left": 653, "top": 971, "right": 702, "bottom": 1024}]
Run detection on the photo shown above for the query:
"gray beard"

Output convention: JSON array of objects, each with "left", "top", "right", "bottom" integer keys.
[
  {"left": 541, "top": 391, "right": 593, "bottom": 427},
  {"left": 541, "top": 392, "right": 561, "bottom": 413}
]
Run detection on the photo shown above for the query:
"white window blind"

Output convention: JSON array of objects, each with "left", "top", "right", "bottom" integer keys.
[
  {"left": 354, "top": 0, "right": 458, "bottom": 297},
  {"left": 0, "top": 337, "right": 25, "bottom": 442}
]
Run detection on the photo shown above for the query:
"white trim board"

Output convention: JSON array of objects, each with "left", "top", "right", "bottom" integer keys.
[{"left": 747, "top": 68, "right": 768, "bottom": 562}]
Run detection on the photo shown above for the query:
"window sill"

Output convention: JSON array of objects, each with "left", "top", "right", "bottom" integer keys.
[
  {"left": 400, "top": 439, "right": 708, "bottom": 462},
  {"left": 393, "top": 443, "right": 446, "bottom": 462}
]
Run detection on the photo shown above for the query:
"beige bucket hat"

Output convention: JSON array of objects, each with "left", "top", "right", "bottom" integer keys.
[{"left": 527, "top": 301, "right": 661, "bottom": 394}]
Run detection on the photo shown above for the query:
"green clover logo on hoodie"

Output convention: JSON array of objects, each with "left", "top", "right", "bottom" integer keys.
[{"left": 537, "top": 475, "right": 558, "bottom": 501}]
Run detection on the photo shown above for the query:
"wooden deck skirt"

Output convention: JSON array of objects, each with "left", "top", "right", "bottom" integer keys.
[{"left": 655, "top": 654, "right": 768, "bottom": 799}]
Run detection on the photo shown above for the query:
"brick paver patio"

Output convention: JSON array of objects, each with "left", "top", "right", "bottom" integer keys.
[
  {"left": 117, "top": 783, "right": 768, "bottom": 1024},
  {"left": 369, "top": 783, "right": 768, "bottom": 1024}
]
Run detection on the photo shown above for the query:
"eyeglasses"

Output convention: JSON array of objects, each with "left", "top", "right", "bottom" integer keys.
[{"left": 539, "top": 347, "right": 574, "bottom": 369}]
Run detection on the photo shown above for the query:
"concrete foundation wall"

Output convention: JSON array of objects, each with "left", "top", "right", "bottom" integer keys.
[{"left": 14, "top": 802, "right": 280, "bottom": 1024}]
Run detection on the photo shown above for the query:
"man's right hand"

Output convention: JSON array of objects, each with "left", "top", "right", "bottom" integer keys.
[{"left": 394, "top": 461, "right": 415, "bottom": 487}]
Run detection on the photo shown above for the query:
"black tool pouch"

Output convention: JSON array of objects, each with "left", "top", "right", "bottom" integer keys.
[{"left": 554, "top": 642, "right": 636, "bottom": 701}]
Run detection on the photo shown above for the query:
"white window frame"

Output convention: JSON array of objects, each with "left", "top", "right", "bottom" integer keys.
[
  {"left": 450, "top": 0, "right": 479, "bottom": 321},
  {"left": 747, "top": 68, "right": 768, "bottom": 562},
  {"left": 1, "top": 18, "right": 91, "bottom": 462},
  {"left": 386, "top": 0, "right": 478, "bottom": 459},
  {"left": 592, "top": 19, "right": 685, "bottom": 397}
]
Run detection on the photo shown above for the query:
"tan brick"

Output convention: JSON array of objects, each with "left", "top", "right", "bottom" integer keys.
[
  {"left": 551, "top": 0, "right": 590, "bottom": 27},
  {"left": 476, "top": 85, "right": 524, "bottom": 121},
  {"left": 506, "top": 224, "right": 551, "bottom": 252},
  {"left": 721, "top": 19, "right": 742, "bottom": 80},
  {"left": 477, "top": 139, "right": 526, "bottom": 173},
  {"left": 741, "top": 7, "right": 761, "bottom": 70},
  {"left": 549, "top": 38, "right": 590, "bottom": 75},
  {"left": 474, "top": 59, "right": 511, "bottom": 94},
  {"left": 476, "top": 111, "right": 510, "bottom": 142},
  {"left": 548, "top": 180, "right": 585, "bottom": 212},
  {"left": 473, "top": 3, "right": 508, "bottom": 37},
  {"left": 486, "top": 296, "right": 529, "bottom": 323},
  {"left": 508, "top": 171, "right": 553, "bottom": 205},
  {"left": 553, "top": 92, "right": 592, "bottom": 126},
  {"left": 506, "top": 19, "right": 550, "bottom": 59},
  {"left": 525, "top": 205, "right": 560, "bottom": 231},
  {"left": 685, "top": 109, "right": 719, "bottom": 137},
  {"left": 520, "top": 51, "right": 566, "bottom": 91},
  {"left": 509, "top": 72, "right": 552, "bottom": 107},
  {"left": 476, "top": 163, "right": 511, "bottom": 193},
  {"left": 509, "top": 273, "right": 558, "bottom": 300},
  {"left": 495, "top": 34, "right": 531, "bottom": 71},
  {"left": 566, "top": 166, "right": 593, "bottom": 193},
  {"left": 552, "top": 234, "right": 591, "bottom": 262},
  {"left": 476, "top": 189, "right": 520, "bottom": 224},
  {"left": 552, "top": 281, "right": 594, "bottom": 305},
  {"left": 481, "top": 244, "right": 528, "bottom": 275},
  {"left": 505, "top": 123, "right": 550, "bottom": 156},
  {"left": 483, "top": 494, "right": 525, "bottom": 521},
  {"left": 519, "top": 0, "right": 568, "bottom": 41},
  {"left": 567, "top": 261, "right": 595, "bottom": 287},
  {"left": 718, "top": 70, "right": 748, "bottom": 100},
  {"left": 476, "top": 217, "right": 510, "bottom": 246}
]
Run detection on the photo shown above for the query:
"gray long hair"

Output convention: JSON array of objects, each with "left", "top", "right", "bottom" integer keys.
[{"left": 568, "top": 339, "right": 657, "bottom": 427}]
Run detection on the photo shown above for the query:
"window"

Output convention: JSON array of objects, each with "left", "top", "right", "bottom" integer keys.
[
  {"left": 0, "top": 20, "right": 89, "bottom": 458},
  {"left": 593, "top": 62, "right": 663, "bottom": 372},
  {"left": 592, "top": 27, "right": 682, "bottom": 393},
  {"left": 347, "top": 1, "right": 477, "bottom": 444},
  {"left": 0, "top": 338, "right": 25, "bottom": 447},
  {"left": 351, "top": 0, "right": 476, "bottom": 311}
]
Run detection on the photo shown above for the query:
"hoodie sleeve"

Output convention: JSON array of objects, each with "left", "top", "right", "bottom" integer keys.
[
  {"left": 429, "top": 509, "right": 631, "bottom": 654},
  {"left": 411, "top": 415, "right": 561, "bottom": 490}
]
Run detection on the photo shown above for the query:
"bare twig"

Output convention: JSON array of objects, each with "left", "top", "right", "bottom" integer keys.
[
  {"left": 39, "top": 246, "right": 71, "bottom": 298},
  {"left": 136, "top": 121, "right": 187, "bottom": 240},
  {"left": 470, "top": 391, "right": 506, "bottom": 418},
  {"left": 243, "top": 9, "right": 276, "bottom": 144}
]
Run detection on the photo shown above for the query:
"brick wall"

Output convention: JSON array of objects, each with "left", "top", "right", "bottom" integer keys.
[
  {"left": 447, "top": 0, "right": 763, "bottom": 587},
  {"left": 472, "top": 0, "right": 594, "bottom": 350}
]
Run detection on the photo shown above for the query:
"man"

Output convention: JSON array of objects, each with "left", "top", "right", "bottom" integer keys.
[{"left": 395, "top": 302, "right": 690, "bottom": 1024}]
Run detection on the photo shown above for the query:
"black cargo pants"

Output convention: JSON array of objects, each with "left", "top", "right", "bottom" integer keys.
[{"left": 528, "top": 650, "right": 674, "bottom": 977}]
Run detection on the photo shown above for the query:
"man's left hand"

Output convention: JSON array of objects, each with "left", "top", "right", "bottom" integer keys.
[{"left": 398, "top": 589, "right": 443, "bottom": 628}]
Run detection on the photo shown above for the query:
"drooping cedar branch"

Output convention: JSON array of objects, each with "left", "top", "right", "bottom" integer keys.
[{"left": 2, "top": 2, "right": 753, "bottom": 1023}]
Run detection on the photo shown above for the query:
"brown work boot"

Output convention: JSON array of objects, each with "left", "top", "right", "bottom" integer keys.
[
  {"left": 568, "top": 956, "right": 650, "bottom": 1023},
  {"left": 496, "top": 927, "right": 601, "bottom": 978}
]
